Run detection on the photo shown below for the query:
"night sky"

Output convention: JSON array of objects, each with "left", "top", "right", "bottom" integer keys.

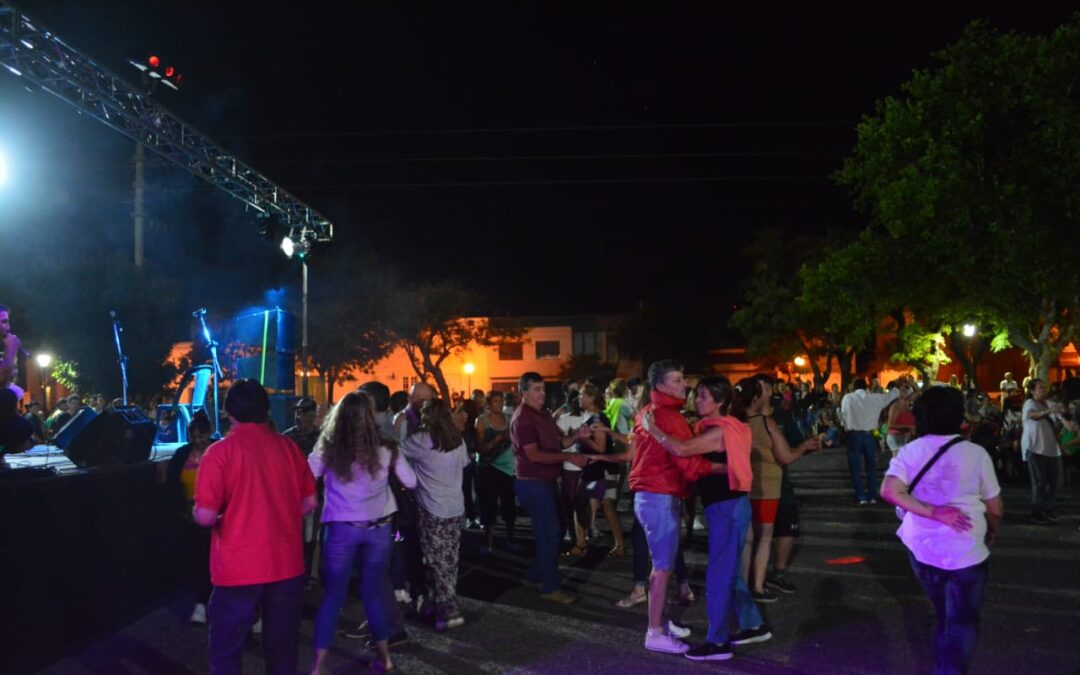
[{"left": 2, "top": 1, "right": 1076, "bottom": 317}]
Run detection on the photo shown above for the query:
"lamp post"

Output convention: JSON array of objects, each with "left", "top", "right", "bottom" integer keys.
[
  {"left": 35, "top": 353, "right": 52, "bottom": 409},
  {"left": 281, "top": 233, "right": 310, "bottom": 397},
  {"left": 463, "top": 362, "right": 475, "bottom": 394}
]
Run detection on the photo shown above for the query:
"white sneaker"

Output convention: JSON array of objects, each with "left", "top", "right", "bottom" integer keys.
[
  {"left": 645, "top": 631, "right": 689, "bottom": 654},
  {"left": 189, "top": 603, "right": 207, "bottom": 624},
  {"left": 394, "top": 588, "right": 412, "bottom": 604},
  {"left": 251, "top": 618, "right": 262, "bottom": 635},
  {"left": 667, "top": 620, "right": 691, "bottom": 639}
]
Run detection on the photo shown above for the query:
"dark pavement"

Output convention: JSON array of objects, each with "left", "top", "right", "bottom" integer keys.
[{"left": 33, "top": 447, "right": 1080, "bottom": 674}]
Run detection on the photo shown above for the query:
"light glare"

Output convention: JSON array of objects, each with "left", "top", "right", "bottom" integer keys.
[
  {"left": 280, "top": 236, "right": 295, "bottom": 258},
  {"left": 0, "top": 149, "right": 8, "bottom": 185},
  {"left": 35, "top": 353, "right": 52, "bottom": 368},
  {"left": 962, "top": 324, "right": 976, "bottom": 338}
]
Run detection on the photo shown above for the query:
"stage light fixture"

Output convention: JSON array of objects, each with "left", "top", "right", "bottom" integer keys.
[
  {"left": 148, "top": 55, "right": 160, "bottom": 68},
  {"left": 280, "top": 235, "right": 296, "bottom": 258}
]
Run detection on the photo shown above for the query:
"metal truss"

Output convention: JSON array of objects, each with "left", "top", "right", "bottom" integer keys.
[{"left": 0, "top": 1, "right": 333, "bottom": 244}]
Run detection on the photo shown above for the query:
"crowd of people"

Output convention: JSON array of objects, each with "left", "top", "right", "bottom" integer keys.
[{"left": 1, "top": 295, "right": 1073, "bottom": 674}]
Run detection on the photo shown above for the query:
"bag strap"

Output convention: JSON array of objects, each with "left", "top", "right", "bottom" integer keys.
[{"left": 909, "top": 436, "right": 964, "bottom": 494}]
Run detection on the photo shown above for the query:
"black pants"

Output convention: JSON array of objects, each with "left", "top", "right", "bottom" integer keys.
[
  {"left": 478, "top": 465, "right": 517, "bottom": 537},
  {"left": 462, "top": 461, "right": 478, "bottom": 521},
  {"left": 1027, "top": 453, "right": 1058, "bottom": 516},
  {"left": 208, "top": 574, "right": 304, "bottom": 675}
]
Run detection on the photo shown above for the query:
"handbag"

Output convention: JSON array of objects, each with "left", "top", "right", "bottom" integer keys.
[{"left": 895, "top": 436, "right": 964, "bottom": 520}]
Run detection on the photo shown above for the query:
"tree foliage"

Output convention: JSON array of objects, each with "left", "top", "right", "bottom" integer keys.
[
  {"left": 388, "top": 281, "right": 524, "bottom": 402},
  {"left": 836, "top": 17, "right": 1080, "bottom": 379}
]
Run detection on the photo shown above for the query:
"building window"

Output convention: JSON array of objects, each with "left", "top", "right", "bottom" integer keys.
[
  {"left": 402, "top": 376, "right": 419, "bottom": 390},
  {"left": 573, "top": 331, "right": 601, "bottom": 357},
  {"left": 498, "top": 342, "right": 524, "bottom": 360},
  {"left": 535, "top": 340, "right": 561, "bottom": 359}
]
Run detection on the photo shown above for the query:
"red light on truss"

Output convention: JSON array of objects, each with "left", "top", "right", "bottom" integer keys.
[
  {"left": 148, "top": 55, "right": 160, "bottom": 68},
  {"left": 164, "top": 66, "right": 175, "bottom": 78}
]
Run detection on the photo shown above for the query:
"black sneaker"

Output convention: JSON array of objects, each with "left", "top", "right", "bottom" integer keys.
[
  {"left": 765, "top": 575, "right": 797, "bottom": 594},
  {"left": 731, "top": 624, "right": 773, "bottom": 645},
  {"left": 1044, "top": 511, "right": 1060, "bottom": 522},
  {"left": 1031, "top": 512, "right": 1051, "bottom": 524},
  {"left": 751, "top": 589, "right": 778, "bottom": 603},
  {"left": 685, "top": 642, "right": 734, "bottom": 661}
]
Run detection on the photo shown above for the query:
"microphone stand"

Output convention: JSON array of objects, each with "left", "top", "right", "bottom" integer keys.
[
  {"left": 194, "top": 309, "right": 223, "bottom": 439},
  {"left": 110, "top": 312, "right": 129, "bottom": 406}
]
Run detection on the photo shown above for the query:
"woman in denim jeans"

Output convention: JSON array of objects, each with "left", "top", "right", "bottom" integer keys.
[
  {"left": 881, "top": 386, "right": 1004, "bottom": 675},
  {"left": 309, "top": 391, "right": 418, "bottom": 674}
]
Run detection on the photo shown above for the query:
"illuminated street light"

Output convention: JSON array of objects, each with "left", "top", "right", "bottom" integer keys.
[
  {"left": 35, "top": 354, "right": 52, "bottom": 409},
  {"left": 793, "top": 356, "right": 807, "bottom": 367},
  {"left": 962, "top": 324, "right": 976, "bottom": 338},
  {"left": 464, "top": 362, "right": 475, "bottom": 392}
]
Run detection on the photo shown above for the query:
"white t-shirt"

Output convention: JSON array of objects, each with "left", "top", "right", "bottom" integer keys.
[
  {"left": 886, "top": 434, "right": 1000, "bottom": 570},
  {"left": 1021, "top": 398, "right": 1060, "bottom": 459},
  {"left": 399, "top": 432, "right": 470, "bottom": 518},
  {"left": 841, "top": 389, "right": 900, "bottom": 431},
  {"left": 556, "top": 413, "right": 584, "bottom": 472}
]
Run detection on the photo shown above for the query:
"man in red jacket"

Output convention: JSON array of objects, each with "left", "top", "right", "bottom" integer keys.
[{"left": 629, "top": 359, "right": 725, "bottom": 654}]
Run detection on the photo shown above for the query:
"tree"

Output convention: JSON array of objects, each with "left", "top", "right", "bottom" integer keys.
[
  {"left": 303, "top": 260, "right": 396, "bottom": 403},
  {"left": 612, "top": 306, "right": 722, "bottom": 377},
  {"left": 558, "top": 353, "right": 617, "bottom": 387},
  {"left": 388, "top": 281, "right": 524, "bottom": 402},
  {"left": 836, "top": 18, "right": 1080, "bottom": 380}
]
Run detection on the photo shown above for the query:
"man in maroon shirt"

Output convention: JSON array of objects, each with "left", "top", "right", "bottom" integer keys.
[
  {"left": 194, "top": 379, "right": 317, "bottom": 675},
  {"left": 510, "top": 371, "right": 592, "bottom": 604}
]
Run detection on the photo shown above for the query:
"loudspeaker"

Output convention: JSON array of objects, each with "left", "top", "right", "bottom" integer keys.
[
  {"left": 236, "top": 308, "right": 296, "bottom": 353},
  {"left": 64, "top": 407, "right": 156, "bottom": 468},
  {"left": 237, "top": 353, "right": 296, "bottom": 392},
  {"left": 53, "top": 408, "right": 98, "bottom": 449}
]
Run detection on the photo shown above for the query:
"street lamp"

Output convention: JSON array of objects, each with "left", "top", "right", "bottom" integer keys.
[
  {"left": 35, "top": 353, "right": 52, "bottom": 409},
  {"left": 793, "top": 356, "right": 807, "bottom": 368},
  {"left": 962, "top": 324, "right": 976, "bottom": 338},
  {"left": 463, "top": 362, "right": 475, "bottom": 393}
]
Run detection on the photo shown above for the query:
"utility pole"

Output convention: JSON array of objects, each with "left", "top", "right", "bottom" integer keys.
[{"left": 133, "top": 142, "right": 145, "bottom": 268}]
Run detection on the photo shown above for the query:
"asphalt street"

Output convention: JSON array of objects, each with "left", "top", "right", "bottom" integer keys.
[{"left": 32, "top": 447, "right": 1080, "bottom": 674}]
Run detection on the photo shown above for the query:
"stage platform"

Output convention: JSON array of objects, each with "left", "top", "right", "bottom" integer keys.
[{"left": 2, "top": 441, "right": 182, "bottom": 473}]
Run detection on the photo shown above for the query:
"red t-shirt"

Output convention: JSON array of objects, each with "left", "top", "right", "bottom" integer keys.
[{"left": 195, "top": 422, "right": 316, "bottom": 586}]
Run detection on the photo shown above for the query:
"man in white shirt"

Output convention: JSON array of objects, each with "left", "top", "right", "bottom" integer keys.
[
  {"left": 840, "top": 377, "right": 900, "bottom": 504},
  {"left": 1021, "top": 378, "right": 1060, "bottom": 523}
]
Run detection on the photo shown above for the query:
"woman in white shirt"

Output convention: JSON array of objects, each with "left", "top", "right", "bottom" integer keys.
[
  {"left": 881, "top": 386, "right": 1003, "bottom": 675},
  {"left": 400, "top": 399, "right": 470, "bottom": 631},
  {"left": 309, "top": 391, "right": 417, "bottom": 674}
]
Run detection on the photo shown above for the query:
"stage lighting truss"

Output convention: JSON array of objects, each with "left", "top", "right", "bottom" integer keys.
[{"left": 0, "top": 2, "right": 333, "bottom": 246}]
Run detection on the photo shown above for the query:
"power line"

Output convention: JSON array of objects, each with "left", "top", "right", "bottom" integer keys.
[
  {"left": 213, "top": 120, "right": 856, "bottom": 140},
  {"left": 252, "top": 149, "right": 848, "bottom": 166},
  {"left": 287, "top": 175, "right": 824, "bottom": 190}
]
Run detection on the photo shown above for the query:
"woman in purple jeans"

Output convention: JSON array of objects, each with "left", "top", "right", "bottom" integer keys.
[{"left": 309, "top": 391, "right": 417, "bottom": 674}]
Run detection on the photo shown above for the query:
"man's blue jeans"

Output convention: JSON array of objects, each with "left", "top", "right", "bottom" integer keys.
[
  {"left": 704, "top": 496, "right": 763, "bottom": 644},
  {"left": 909, "top": 555, "right": 989, "bottom": 675},
  {"left": 847, "top": 430, "right": 879, "bottom": 502},
  {"left": 208, "top": 574, "right": 304, "bottom": 675},
  {"left": 313, "top": 522, "right": 393, "bottom": 648},
  {"left": 515, "top": 478, "right": 562, "bottom": 593}
]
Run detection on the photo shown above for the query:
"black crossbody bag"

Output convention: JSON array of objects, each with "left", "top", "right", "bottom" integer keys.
[{"left": 896, "top": 436, "right": 964, "bottom": 520}]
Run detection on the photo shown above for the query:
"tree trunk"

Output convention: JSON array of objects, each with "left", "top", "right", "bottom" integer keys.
[
  {"left": 325, "top": 367, "right": 336, "bottom": 404},
  {"left": 834, "top": 347, "right": 857, "bottom": 392},
  {"left": 948, "top": 333, "right": 985, "bottom": 390}
]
